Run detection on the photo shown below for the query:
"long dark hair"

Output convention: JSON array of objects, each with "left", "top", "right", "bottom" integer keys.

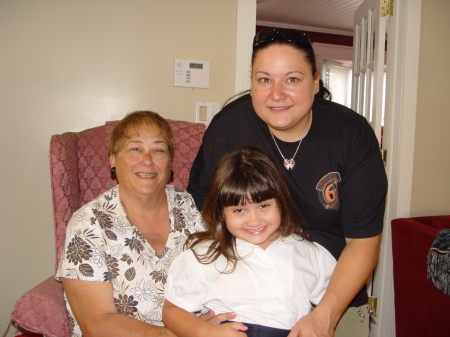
[{"left": 186, "top": 146, "right": 310, "bottom": 272}]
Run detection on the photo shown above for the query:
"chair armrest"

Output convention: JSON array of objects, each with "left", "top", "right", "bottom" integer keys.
[{"left": 11, "top": 276, "right": 69, "bottom": 337}]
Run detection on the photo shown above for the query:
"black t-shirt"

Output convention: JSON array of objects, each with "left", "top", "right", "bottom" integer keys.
[{"left": 188, "top": 94, "right": 387, "bottom": 307}]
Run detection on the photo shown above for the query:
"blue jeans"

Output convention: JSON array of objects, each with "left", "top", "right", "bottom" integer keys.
[{"left": 222, "top": 321, "right": 290, "bottom": 337}]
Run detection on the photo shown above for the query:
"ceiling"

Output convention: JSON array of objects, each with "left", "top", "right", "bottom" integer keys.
[{"left": 256, "top": 0, "right": 364, "bottom": 35}]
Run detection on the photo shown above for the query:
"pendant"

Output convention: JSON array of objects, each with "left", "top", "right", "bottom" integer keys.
[{"left": 284, "top": 158, "right": 295, "bottom": 170}]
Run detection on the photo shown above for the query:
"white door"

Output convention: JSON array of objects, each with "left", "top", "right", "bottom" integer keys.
[
  {"left": 352, "top": 1, "right": 392, "bottom": 337},
  {"left": 352, "top": 0, "right": 388, "bottom": 146},
  {"left": 352, "top": 1, "right": 423, "bottom": 337}
]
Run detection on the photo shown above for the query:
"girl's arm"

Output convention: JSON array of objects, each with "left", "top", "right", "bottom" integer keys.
[
  {"left": 163, "top": 300, "right": 248, "bottom": 337},
  {"left": 288, "top": 235, "right": 381, "bottom": 337}
]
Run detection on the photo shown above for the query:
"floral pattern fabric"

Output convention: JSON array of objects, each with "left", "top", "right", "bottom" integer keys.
[{"left": 56, "top": 184, "right": 205, "bottom": 336}]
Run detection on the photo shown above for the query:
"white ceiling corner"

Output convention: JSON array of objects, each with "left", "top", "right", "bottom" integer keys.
[{"left": 256, "top": 0, "right": 364, "bottom": 35}]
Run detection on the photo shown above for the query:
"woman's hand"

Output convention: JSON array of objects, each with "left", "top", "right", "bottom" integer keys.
[
  {"left": 163, "top": 300, "right": 246, "bottom": 337},
  {"left": 203, "top": 322, "right": 248, "bottom": 337},
  {"left": 287, "top": 308, "right": 334, "bottom": 337}
]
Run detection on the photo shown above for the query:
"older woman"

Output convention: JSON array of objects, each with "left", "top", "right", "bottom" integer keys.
[{"left": 56, "top": 111, "right": 218, "bottom": 337}]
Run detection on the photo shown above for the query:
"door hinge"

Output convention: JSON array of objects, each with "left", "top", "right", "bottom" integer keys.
[
  {"left": 368, "top": 296, "right": 378, "bottom": 313},
  {"left": 380, "top": 149, "right": 387, "bottom": 165},
  {"left": 381, "top": 0, "right": 394, "bottom": 17}
]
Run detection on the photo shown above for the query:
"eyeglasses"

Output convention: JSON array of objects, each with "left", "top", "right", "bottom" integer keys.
[{"left": 253, "top": 28, "right": 312, "bottom": 49}]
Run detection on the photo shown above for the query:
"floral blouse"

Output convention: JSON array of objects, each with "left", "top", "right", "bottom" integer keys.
[{"left": 56, "top": 184, "right": 205, "bottom": 336}]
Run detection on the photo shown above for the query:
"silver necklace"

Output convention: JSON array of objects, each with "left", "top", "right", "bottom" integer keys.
[{"left": 270, "top": 131, "right": 302, "bottom": 170}]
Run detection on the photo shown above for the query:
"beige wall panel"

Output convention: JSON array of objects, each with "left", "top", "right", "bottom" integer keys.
[
  {"left": 411, "top": 0, "right": 450, "bottom": 216},
  {"left": 0, "top": 1, "right": 237, "bottom": 335}
]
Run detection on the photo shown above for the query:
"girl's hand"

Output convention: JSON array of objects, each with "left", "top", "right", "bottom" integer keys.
[
  {"left": 287, "top": 309, "right": 334, "bottom": 337},
  {"left": 199, "top": 309, "right": 238, "bottom": 325}
]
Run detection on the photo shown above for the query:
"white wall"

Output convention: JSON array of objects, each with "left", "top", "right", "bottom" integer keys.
[{"left": 0, "top": 1, "right": 237, "bottom": 335}]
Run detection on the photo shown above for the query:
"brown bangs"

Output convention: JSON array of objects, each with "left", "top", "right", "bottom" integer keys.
[{"left": 216, "top": 168, "right": 278, "bottom": 208}]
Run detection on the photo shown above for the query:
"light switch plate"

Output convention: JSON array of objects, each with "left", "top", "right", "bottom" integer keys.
[{"left": 195, "top": 101, "right": 220, "bottom": 126}]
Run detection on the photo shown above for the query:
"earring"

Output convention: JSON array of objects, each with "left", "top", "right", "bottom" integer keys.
[{"left": 110, "top": 167, "right": 116, "bottom": 175}]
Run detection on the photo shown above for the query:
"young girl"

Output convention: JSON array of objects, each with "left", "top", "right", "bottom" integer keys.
[{"left": 163, "top": 146, "right": 336, "bottom": 337}]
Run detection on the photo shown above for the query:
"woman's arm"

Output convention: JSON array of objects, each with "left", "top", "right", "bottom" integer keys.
[
  {"left": 288, "top": 235, "right": 381, "bottom": 337},
  {"left": 163, "top": 300, "right": 247, "bottom": 337},
  {"left": 63, "top": 278, "right": 174, "bottom": 337}
]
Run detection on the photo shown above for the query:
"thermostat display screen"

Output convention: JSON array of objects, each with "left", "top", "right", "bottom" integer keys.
[{"left": 190, "top": 63, "right": 203, "bottom": 69}]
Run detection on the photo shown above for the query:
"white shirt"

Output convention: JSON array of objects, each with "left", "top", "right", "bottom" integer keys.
[{"left": 165, "top": 235, "right": 336, "bottom": 329}]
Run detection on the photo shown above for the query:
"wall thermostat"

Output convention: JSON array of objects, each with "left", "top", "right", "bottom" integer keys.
[{"left": 174, "top": 59, "right": 210, "bottom": 89}]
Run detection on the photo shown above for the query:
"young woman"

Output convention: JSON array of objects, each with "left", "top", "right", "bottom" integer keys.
[
  {"left": 187, "top": 29, "right": 388, "bottom": 337},
  {"left": 163, "top": 147, "right": 336, "bottom": 337}
]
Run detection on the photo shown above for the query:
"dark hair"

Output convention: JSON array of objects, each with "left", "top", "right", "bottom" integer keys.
[
  {"left": 252, "top": 28, "right": 318, "bottom": 76},
  {"left": 186, "top": 146, "right": 310, "bottom": 272},
  {"left": 318, "top": 79, "right": 332, "bottom": 100},
  {"left": 108, "top": 110, "right": 175, "bottom": 158}
]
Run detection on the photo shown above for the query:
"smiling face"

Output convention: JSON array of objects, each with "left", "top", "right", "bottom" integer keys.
[
  {"left": 110, "top": 126, "right": 172, "bottom": 201},
  {"left": 250, "top": 44, "right": 320, "bottom": 141},
  {"left": 223, "top": 198, "right": 281, "bottom": 249}
]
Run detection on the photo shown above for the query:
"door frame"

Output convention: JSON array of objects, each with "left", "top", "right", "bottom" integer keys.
[{"left": 234, "top": 0, "right": 256, "bottom": 94}]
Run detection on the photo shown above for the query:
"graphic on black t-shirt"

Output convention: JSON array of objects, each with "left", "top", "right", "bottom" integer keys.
[{"left": 316, "top": 172, "right": 341, "bottom": 210}]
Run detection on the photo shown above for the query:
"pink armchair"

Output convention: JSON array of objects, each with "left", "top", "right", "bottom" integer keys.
[{"left": 10, "top": 119, "right": 206, "bottom": 337}]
